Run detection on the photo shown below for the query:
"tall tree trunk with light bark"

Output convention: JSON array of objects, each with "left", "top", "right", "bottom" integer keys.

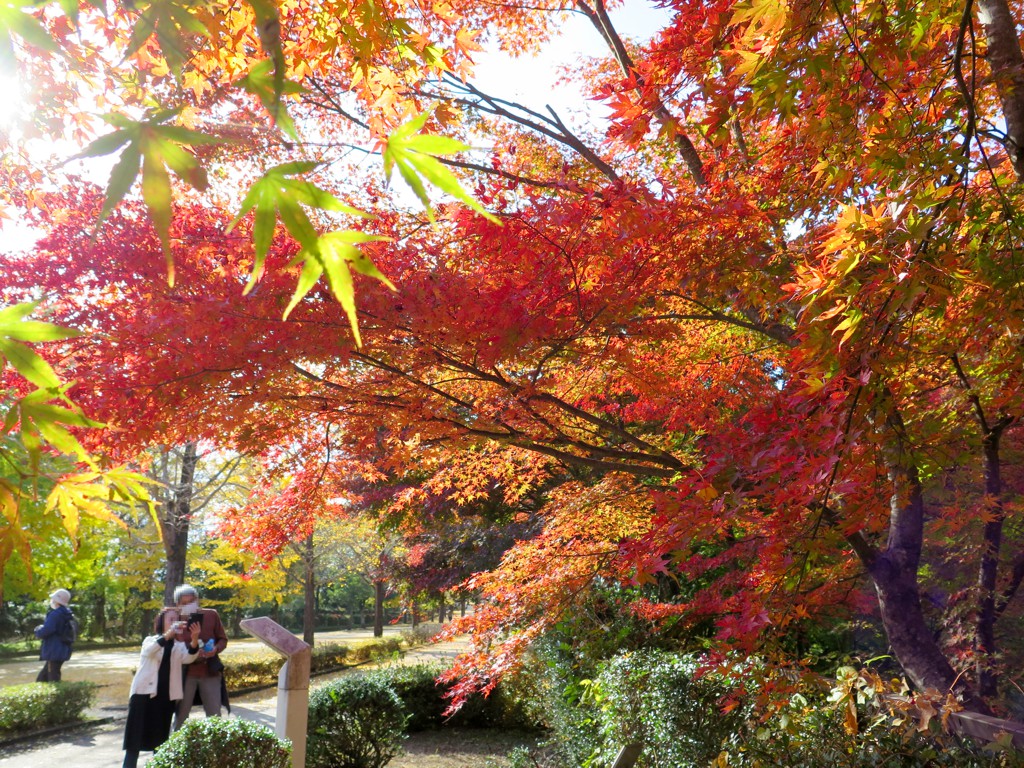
[
  {"left": 977, "top": 0, "right": 1024, "bottom": 179},
  {"left": 159, "top": 443, "right": 199, "bottom": 606}
]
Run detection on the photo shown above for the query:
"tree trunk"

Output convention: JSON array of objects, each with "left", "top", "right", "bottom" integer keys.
[
  {"left": 977, "top": 0, "right": 1024, "bottom": 179},
  {"left": 303, "top": 534, "right": 316, "bottom": 647},
  {"left": 852, "top": 412, "right": 990, "bottom": 712},
  {"left": 93, "top": 589, "right": 106, "bottom": 639},
  {"left": 373, "top": 580, "right": 385, "bottom": 637},
  {"left": 132, "top": 584, "right": 155, "bottom": 638},
  {"left": 869, "top": 553, "right": 966, "bottom": 693},
  {"left": 975, "top": 420, "right": 1011, "bottom": 697},
  {"left": 160, "top": 443, "right": 199, "bottom": 606}
]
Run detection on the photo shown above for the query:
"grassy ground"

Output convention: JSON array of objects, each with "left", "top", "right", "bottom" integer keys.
[{"left": 390, "top": 728, "right": 542, "bottom": 768}]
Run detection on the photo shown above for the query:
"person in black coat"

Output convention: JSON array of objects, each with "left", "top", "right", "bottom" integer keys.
[{"left": 34, "top": 588, "right": 74, "bottom": 682}]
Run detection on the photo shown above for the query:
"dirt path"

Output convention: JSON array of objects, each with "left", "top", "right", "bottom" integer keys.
[{"left": 391, "top": 728, "right": 541, "bottom": 767}]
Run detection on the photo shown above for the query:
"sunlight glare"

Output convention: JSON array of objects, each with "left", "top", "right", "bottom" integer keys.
[{"left": 0, "top": 72, "right": 27, "bottom": 138}]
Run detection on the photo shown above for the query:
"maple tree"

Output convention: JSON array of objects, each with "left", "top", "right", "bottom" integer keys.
[
  {"left": 0, "top": 302, "right": 157, "bottom": 584},
  {"left": 3, "top": 0, "right": 1024, "bottom": 713},
  {"left": 214, "top": 433, "right": 410, "bottom": 640}
]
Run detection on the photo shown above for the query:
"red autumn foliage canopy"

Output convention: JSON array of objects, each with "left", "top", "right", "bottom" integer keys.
[{"left": 3, "top": 0, "right": 1024, "bottom": 710}]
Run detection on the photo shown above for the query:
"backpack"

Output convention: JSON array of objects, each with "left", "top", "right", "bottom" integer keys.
[{"left": 60, "top": 613, "right": 78, "bottom": 645}]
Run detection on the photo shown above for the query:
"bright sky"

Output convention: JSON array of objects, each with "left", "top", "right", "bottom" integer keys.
[
  {"left": 473, "top": 2, "right": 667, "bottom": 115},
  {"left": 0, "top": 1, "right": 668, "bottom": 253}
]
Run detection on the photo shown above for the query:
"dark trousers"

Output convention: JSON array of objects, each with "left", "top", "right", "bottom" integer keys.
[
  {"left": 35, "top": 659, "right": 63, "bottom": 682},
  {"left": 122, "top": 750, "right": 139, "bottom": 768}
]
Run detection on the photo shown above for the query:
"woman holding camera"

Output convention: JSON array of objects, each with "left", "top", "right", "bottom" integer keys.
[{"left": 122, "top": 608, "right": 201, "bottom": 768}]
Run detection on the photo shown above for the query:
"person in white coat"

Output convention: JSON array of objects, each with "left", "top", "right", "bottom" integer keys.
[{"left": 122, "top": 607, "right": 201, "bottom": 768}]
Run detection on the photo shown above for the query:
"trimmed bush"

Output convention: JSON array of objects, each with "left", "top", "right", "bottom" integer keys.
[
  {"left": 590, "top": 650, "right": 748, "bottom": 768},
  {"left": 399, "top": 623, "right": 441, "bottom": 647},
  {"left": 311, "top": 641, "right": 351, "bottom": 672},
  {"left": 224, "top": 641, "right": 350, "bottom": 691},
  {"left": 149, "top": 717, "right": 290, "bottom": 768},
  {"left": 349, "top": 636, "right": 403, "bottom": 663},
  {"left": 307, "top": 674, "right": 408, "bottom": 768},
  {"left": 371, "top": 663, "right": 449, "bottom": 731},
  {"left": 0, "top": 681, "right": 97, "bottom": 734},
  {"left": 369, "top": 663, "right": 543, "bottom": 732}
]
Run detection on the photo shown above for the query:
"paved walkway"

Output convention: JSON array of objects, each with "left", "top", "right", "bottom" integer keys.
[
  {"left": 0, "top": 625, "right": 415, "bottom": 714},
  {"left": 0, "top": 638, "right": 468, "bottom": 767}
]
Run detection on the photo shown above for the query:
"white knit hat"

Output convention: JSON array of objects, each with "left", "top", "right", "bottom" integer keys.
[{"left": 49, "top": 589, "right": 71, "bottom": 606}]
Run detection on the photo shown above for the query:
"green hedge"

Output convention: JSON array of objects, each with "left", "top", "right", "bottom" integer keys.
[
  {"left": 524, "top": 649, "right": 1024, "bottom": 768},
  {"left": 307, "top": 674, "right": 408, "bottom": 768},
  {"left": 150, "top": 717, "right": 290, "bottom": 768},
  {"left": 368, "top": 663, "right": 542, "bottom": 732},
  {"left": 0, "top": 681, "right": 97, "bottom": 734},
  {"left": 311, "top": 641, "right": 352, "bottom": 673},
  {"left": 223, "top": 637, "right": 408, "bottom": 691},
  {"left": 399, "top": 624, "right": 441, "bottom": 647},
  {"left": 372, "top": 664, "right": 450, "bottom": 732},
  {"left": 226, "top": 642, "right": 350, "bottom": 691},
  {"left": 348, "top": 637, "right": 403, "bottom": 663}
]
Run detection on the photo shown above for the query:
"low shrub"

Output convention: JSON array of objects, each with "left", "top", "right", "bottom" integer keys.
[
  {"left": 307, "top": 674, "right": 408, "bottom": 768},
  {"left": 0, "top": 681, "right": 97, "bottom": 734},
  {"left": 0, "top": 640, "right": 38, "bottom": 657},
  {"left": 479, "top": 666, "right": 547, "bottom": 731},
  {"left": 371, "top": 663, "right": 447, "bottom": 731},
  {"left": 543, "top": 651, "right": 1024, "bottom": 768},
  {"left": 369, "top": 662, "right": 542, "bottom": 732},
  {"left": 349, "top": 636, "right": 403, "bottom": 663},
  {"left": 722, "top": 667, "right": 1024, "bottom": 768},
  {"left": 224, "top": 642, "right": 349, "bottom": 691},
  {"left": 223, "top": 650, "right": 287, "bottom": 690},
  {"left": 149, "top": 717, "right": 290, "bottom": 768},
  {"left": 312, "top": 641, "right": 351, "bottom": 673},
  {"left": 589, "top": 650, "right": 748, "bottom": 768},
  {"left": 400, "top": 623, "right": 441, "bottom": 647}
]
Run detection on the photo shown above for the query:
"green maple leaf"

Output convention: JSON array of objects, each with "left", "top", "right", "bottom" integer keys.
[
  {"left": 236, "top": 57, "right": 304, "bottom": 140},
  {"left": 0, "top": 303, "right": 81, "bottom": 393},
  {"left": 71, "top": 111, "right": 224, "bottom": 284},
  {"left": 228, "top": 164, "right": 396, "bottom": 341},
  {"left": 283, "top": 230, "right": 395, "bottom": 345},
  {"left": 0, "top": 0, "right": 59, "bottom": 70},
  {"left": 383, "top": 111, "right": 500, "bottom": 224}
]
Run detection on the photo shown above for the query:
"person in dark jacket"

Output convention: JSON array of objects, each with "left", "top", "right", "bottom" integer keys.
[
  {"left": 172, "top": 584, "right": 229, "bottom": 730},
  {"left": 34, "top": 588, "right": 74, "bottom": 682}
]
